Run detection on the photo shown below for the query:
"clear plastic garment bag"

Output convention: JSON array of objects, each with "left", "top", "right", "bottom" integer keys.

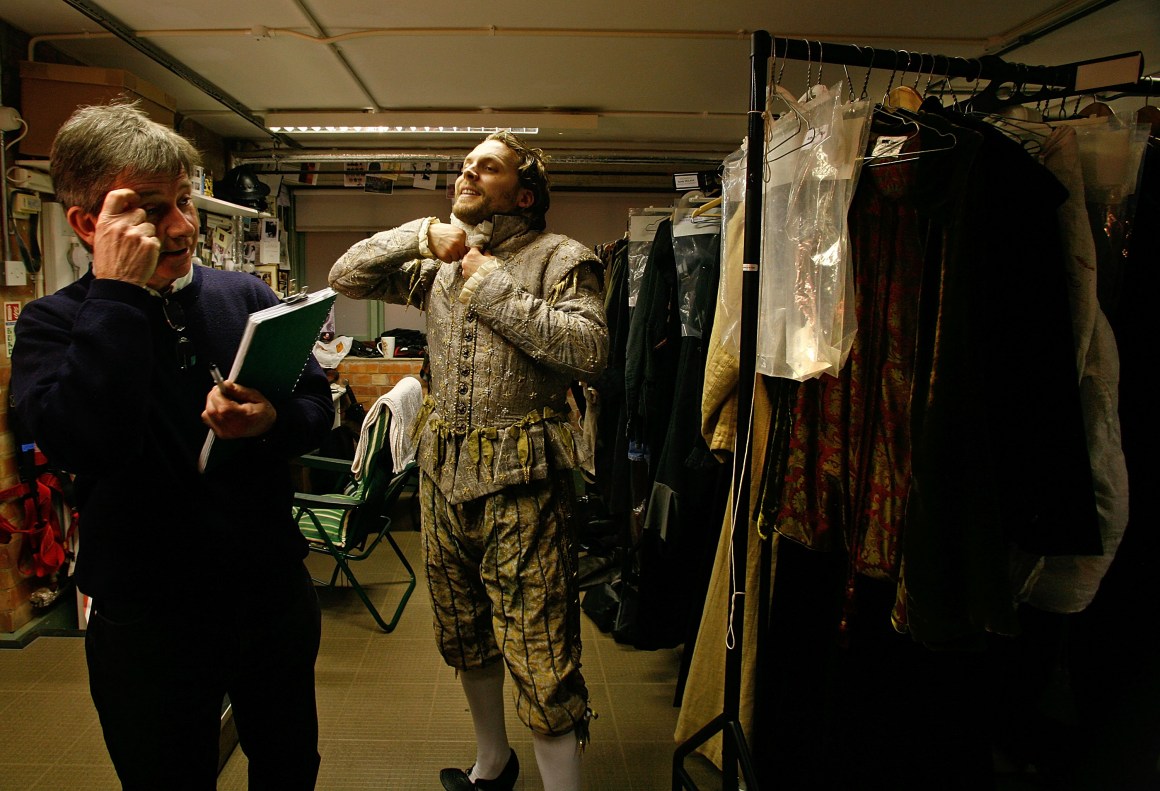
[{"left": 758, "top": 81, "right": 872, "bottom": 381}]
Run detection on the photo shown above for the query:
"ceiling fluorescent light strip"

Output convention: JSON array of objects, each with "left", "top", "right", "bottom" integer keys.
[
  {"left": 265, "top": 112, "right": 597, "bottom": 133},
  {"left": 267, "top": 125, "right": 539, "bottom": 134}
]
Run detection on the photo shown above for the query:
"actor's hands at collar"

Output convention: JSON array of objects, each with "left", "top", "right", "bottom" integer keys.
[
  {"left": 460, "top": 248, "right": 494, "bottom": 280},
  {"left": 427, "top": 222, "right": 469, "bottom": 263}
]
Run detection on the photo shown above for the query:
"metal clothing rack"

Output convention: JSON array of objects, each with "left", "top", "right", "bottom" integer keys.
[
  {"left": 672, "top": 27, "right": 1158, "bottom": 791},
  {"left": 671, "top": 29, "right": 770, "bottom": 791},
  {"left": 767, "top": 36, "right": 1158, "bottom": 113}
]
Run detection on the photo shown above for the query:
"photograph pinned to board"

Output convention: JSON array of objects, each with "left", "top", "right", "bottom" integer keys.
[
  {"left": 446, "top": 161, "right": 461, "bottom": 199},
  {"left": 260, "top": 217, "right": 280, "bottom": 264},
  {"left": 211, "top": 226, "right": 234, "bottom": 269},
  {"left": 344, "top": 162, "right": 367, "bottom": 188},
  {"left": 365, "top": 162, "right": 395, "bottom": 195},
  {"left": 297, "top": 162, "right": 318, "bottom": 185},
  {"left": 255, "top": 264, "right": 278, "bottom": 291},
  {"left": 411, "top": 161, "right": 438, "bottom": 190}
]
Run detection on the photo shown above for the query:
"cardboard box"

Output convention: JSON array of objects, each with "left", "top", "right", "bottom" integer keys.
[
  {"left": 0, "top": 564, "right": 28, "bottom": 591},
  {"left": 0, "top": 576, "right": 34, "bottom": 611},
  {"left": 1, "top": 536, "right": 35, "bottom": 632},
  {"left": 0, "top": 600, "right": 34, "bottom": 633},
  {"left": 0, "top": 533, "right": 24, "bottom": 571},
  {"left": 19, "top": 61, "right": 178, "bottom": 157}
]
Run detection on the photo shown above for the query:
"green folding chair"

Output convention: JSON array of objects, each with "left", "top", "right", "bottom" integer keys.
[{"left": 293, "top": 399, "right": 418, "bottom": 632}]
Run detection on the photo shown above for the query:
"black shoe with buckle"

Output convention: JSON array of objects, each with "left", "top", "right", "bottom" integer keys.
[{"left": 439, "top": 749, "right": 519, "bottom": 791}]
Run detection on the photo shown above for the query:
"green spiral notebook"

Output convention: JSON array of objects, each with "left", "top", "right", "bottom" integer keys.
[{"left": 199, "top": 287, "right": 338, "bottom": 473}]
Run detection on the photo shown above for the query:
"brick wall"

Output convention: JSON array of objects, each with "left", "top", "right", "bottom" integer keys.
[
  {"left": 1, "top": 285, "right": 36, "bottom": 633},
  {"left": 335, "top": 357, "right": 426, "bottom": 404},
  {"left": 0, "top": 535, "right": 33, "bottom": 632}
]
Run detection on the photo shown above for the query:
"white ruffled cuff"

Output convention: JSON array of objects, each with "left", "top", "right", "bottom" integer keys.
[
  {"left": 458, "top": 257, "right": 502, "bottom": 304},
  {"left": 416, "top": 216, "right": 439, "bottom": 257}
]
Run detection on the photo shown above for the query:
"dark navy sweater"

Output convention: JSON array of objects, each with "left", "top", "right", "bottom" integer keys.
[{"left": 10, "top": 266, "right": 333, "bottom": 602}]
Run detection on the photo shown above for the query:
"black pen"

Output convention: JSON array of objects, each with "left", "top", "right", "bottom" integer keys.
[{"left": 209, "top": 363, "right": 228, "bottom": 394}]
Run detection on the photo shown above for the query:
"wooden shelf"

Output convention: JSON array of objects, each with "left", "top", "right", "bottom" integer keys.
[{"left": 193, "top": 193, "right": 269, "bottom": 218}]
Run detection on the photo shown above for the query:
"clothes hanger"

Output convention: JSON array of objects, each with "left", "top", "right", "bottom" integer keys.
[
  {"left": 763, "top": 39, "right": 814, "bottom": 170},
  {"left": 672, "top": 189, "right": 707, "bottom": 222},
  {"left": 1137, "top": 102, "right": 1160, "bottom": 136},
  {"left": 920, "top": 55, "right": 941, "bottom": 102},
  {"left": 977, "top": 111, "right": 1048, "bottom": 157},
  {"left": 885, "top": 51, "right": 924, "bottom": 112},
  {"left": 766, "top": 87, "right": 818, "bottom": 165},
  {"left": 864, "top": 95, "right": 960, "bottom": 164},
  {"left": 960, "top": 59, "right": 985, "bottom": 111},
  {"left": 941, "top": 56, "right": 975, "bottom": 113},
  {"left": 842, "top": 47, "right": 860, "bottom": 103},
  {"left": 963, "top": 65, "right": 1049, "bottom": 151},
  {"left": 691, "top": 196, "right": 723, "bottom": 218},
  {"left": 859, "top": 47, "right": 876, "bottom": 102},
  {"left": 887, "top": 84, "right": 924, "bottom": 111},
  {"left": 1077, "top": 96, "right": 1116, "bottom": 118},
  {"left": 864, "top": 53, "right": 959, "bottom": 167},
  {"left": 879, "top": 54, "right": 901, "bottom": 108},
  {"left": 863, "top": 121, "right": 957, "bottom": 167}
]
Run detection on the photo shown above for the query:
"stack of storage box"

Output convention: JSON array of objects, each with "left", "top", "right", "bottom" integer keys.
[{"left": 18, "top": 60, "right": 177, "bottom": 157}]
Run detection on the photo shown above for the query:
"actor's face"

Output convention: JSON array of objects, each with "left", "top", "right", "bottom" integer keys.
[{"left": 452, "top": 140, "right": 534, "bottom": 226}]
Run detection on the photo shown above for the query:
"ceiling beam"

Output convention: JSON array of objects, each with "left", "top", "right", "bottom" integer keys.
[{"left": 57, "top": 0, "right": 301, "bottom": 148}]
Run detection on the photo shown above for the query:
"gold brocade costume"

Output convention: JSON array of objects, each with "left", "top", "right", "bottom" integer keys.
[
  {"left": 329, "top": 214, "right": 608, "bottom": 501},
  {"left": 330, "top": 212, "right": 608, "bottom": 737}
]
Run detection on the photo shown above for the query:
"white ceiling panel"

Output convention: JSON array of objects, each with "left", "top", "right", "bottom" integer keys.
[{"left": 1, "top": 0, "right": 1156, "bottom": 162}]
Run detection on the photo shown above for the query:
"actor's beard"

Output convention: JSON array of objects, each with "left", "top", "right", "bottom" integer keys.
[{"left": 452, "top": 185, "right": 523, "bottom": 226}]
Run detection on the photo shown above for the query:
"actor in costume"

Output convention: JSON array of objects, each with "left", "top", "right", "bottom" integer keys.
[{"left": 329, "top": 131, "right": 607, "bottom": 791}]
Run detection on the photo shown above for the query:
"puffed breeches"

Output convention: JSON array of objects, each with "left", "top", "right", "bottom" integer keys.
[{"left": 420, "top": 469, "right": 589, "bottom": 737}]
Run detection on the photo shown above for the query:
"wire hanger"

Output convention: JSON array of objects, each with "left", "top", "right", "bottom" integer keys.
[
  {"left": 865, "top": 54, "right": 959, "bottom": 168},
  {"left": 859, "top": 47, "right": 876, "bottom": 101},
  {"left": 843, "top": 45, "right": 861, "bottom": 102},
  {"left": 763, "top": 39, "right": 814, "bottom": 171}
]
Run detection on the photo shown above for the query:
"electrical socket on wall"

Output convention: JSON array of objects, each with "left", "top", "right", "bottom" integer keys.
[
  {"left": 11, "top": 192, "right": 41, "bottom": 215},
  {"left": 4, "top": 260, "right": 29, "bottom": 287}
]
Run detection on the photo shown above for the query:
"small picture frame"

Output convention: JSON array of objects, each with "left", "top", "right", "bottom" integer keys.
[{"left": 255, "top": 264, "right": 279, "bottom": 293}]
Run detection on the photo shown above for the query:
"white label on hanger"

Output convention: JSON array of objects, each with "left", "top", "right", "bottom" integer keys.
[
  {"left": 871, "top": 136, "right": 907, "bottom": 158},
  {"left": 801, "top": 124, "right": 830, "bottom": 151},
  {"left": 673, "top": 216, "right": 720, "bottom": 237}
]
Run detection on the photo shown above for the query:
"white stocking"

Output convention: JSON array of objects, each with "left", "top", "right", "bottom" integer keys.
[
  {"left": 459, "top": 662, "right": 511, "bottom": 780},
  {"left": 532, "top": 730, "right": 581, "bottom": 791}
]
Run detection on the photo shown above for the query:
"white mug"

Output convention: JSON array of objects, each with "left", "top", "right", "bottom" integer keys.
[{"left": 378, "top": 336, "right": 396, "bottom": 359}]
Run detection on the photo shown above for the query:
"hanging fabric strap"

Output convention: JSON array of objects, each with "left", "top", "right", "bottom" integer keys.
[{"left": 0, "top": 464, "right": 73, "bottom": 578}]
